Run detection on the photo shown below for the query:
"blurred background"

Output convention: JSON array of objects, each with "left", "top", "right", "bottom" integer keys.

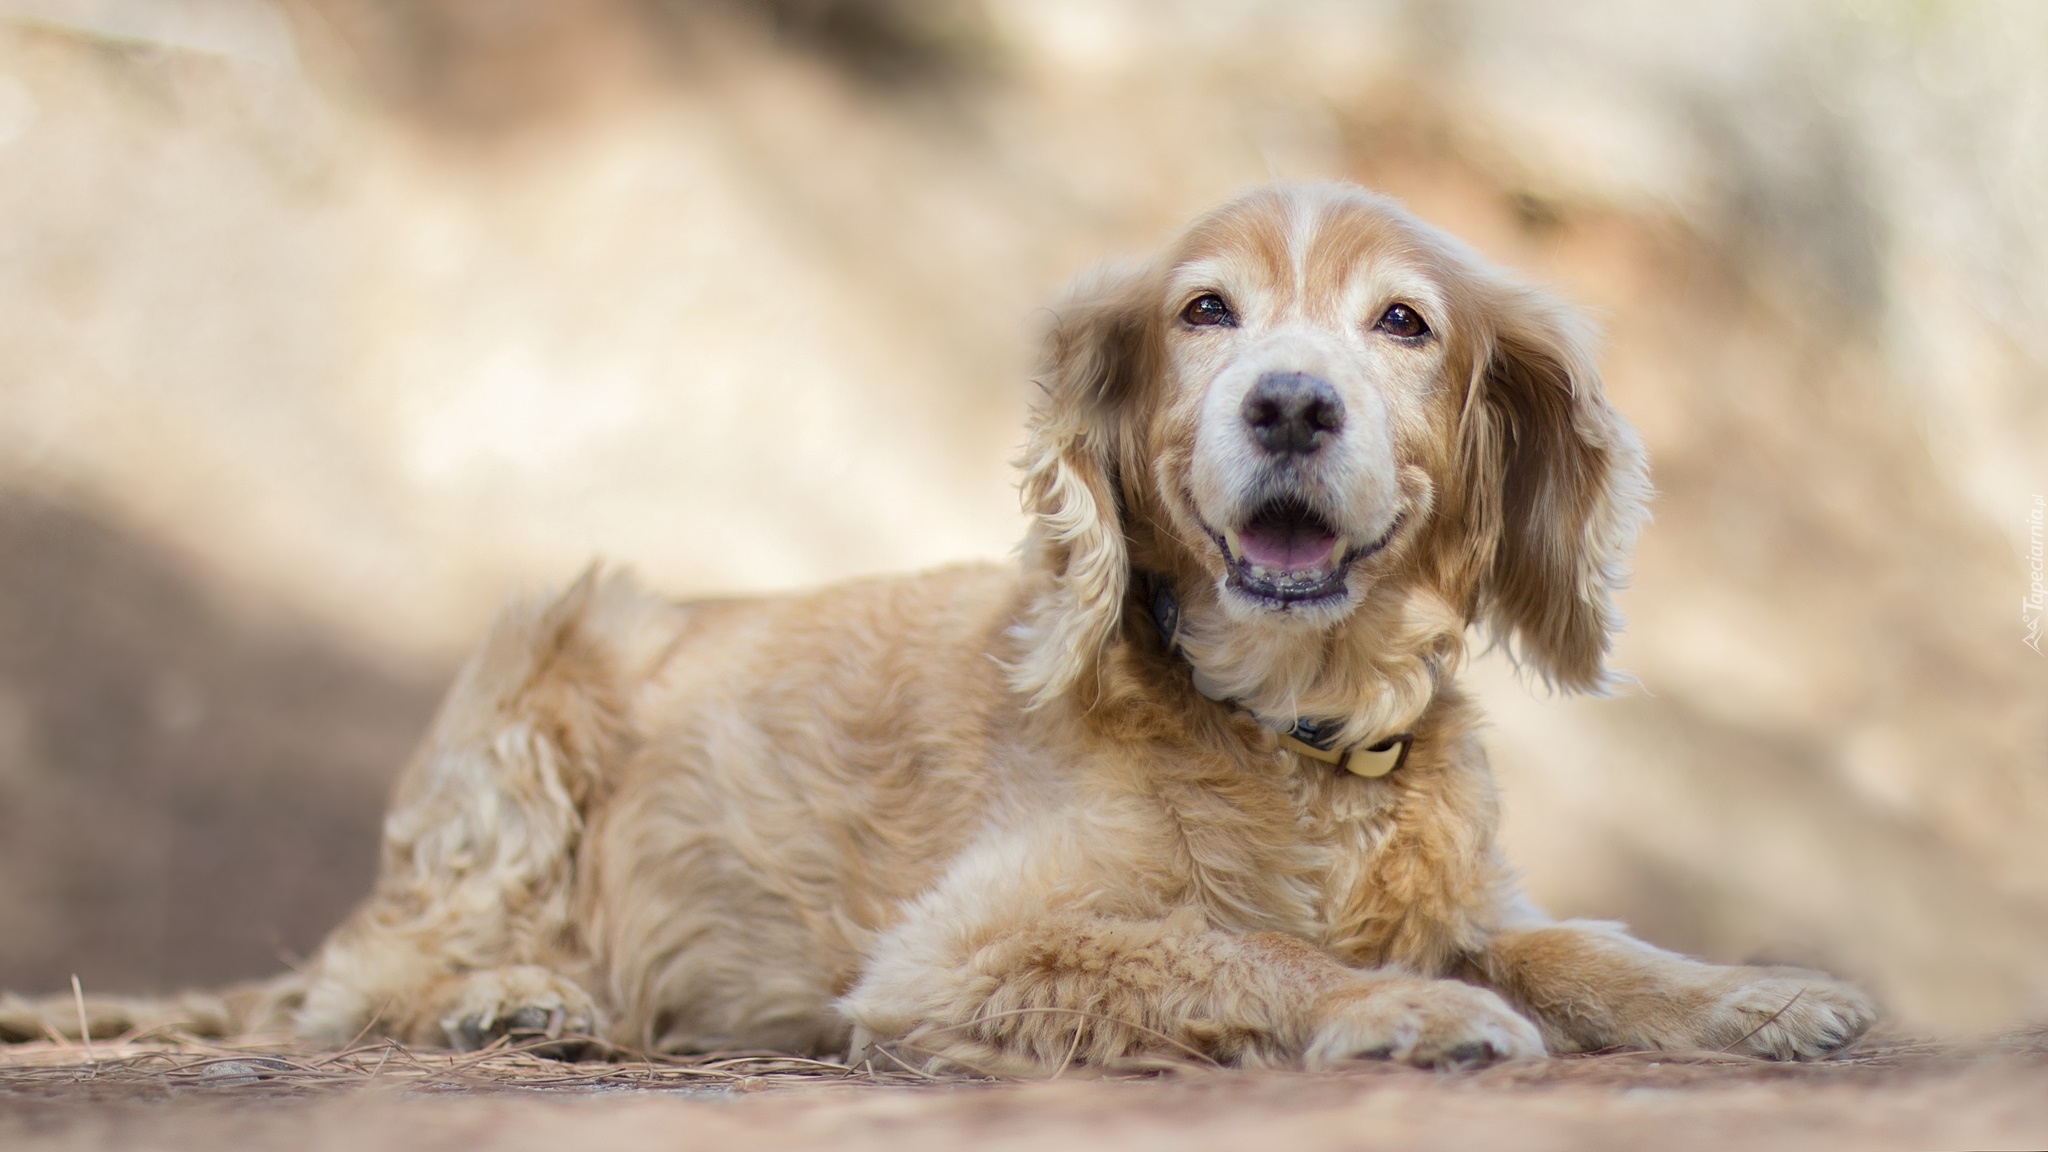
[{"left": 0, "top": 0, "right": 2042, "bottom": 1038}]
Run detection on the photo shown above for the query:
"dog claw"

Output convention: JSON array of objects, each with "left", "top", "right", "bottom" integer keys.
[{"left": 438, "top": 966, "right": 599, "bottom": 1059}]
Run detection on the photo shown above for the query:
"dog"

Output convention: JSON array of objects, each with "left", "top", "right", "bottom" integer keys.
[{"left": 264, "top": 182, "right": 1874, "bottom": 1072}]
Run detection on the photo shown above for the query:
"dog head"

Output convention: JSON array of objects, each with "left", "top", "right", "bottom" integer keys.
[{"left": 1012, "top": 183, "right": 1648, "bottom": 724}]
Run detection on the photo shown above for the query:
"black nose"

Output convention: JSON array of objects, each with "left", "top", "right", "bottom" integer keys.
[{"left": 1242, "top": 371, "right": 1344, "bottom": 456}]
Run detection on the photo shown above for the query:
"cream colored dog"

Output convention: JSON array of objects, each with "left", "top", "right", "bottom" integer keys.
[{"left": 286, "top": 183, "right": 1873, "bottom": 1072}]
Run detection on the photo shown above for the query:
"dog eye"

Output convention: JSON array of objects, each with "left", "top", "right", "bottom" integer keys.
[
  {"left": 1181, "top": 293, "right": 1236, "bottom": 328},
  {"left": 1375, "top": 303, "right": 1429, "bottom": 340}
]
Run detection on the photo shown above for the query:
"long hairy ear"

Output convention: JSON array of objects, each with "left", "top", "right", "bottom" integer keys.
[
  {"left": 1008, "top": 263, "right": 1154, "bottom": 708},
  {"left": 1462, "top": 286, "right": 1650, "bottom": 692}
]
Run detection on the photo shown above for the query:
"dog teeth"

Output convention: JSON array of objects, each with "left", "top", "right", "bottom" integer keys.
[
  {"left": 1235, "top": 551, "right": 1347, "bottom": 590},
  {"left": 1223, "top": 528, "right": 1244, "bottom": 560},
  {"left": 1332, "top": 536, "right": 1350, "bottom": 562}
]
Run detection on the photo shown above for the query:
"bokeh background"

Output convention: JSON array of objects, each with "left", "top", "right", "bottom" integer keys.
[{"left": 0, "top": 0, "right": 2042, "bottom": 1037}]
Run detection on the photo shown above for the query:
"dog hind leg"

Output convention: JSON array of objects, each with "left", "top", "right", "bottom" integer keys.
[{"left": 296, "top": 568, "right": 681, "bottom": 1050}]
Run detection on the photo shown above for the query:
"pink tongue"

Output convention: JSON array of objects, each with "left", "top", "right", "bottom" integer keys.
[{"left": 1239, "top": 525, "right": 1337, "bottom": 573}]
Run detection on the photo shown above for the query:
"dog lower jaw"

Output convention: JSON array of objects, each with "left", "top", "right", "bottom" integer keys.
[{"left": 1226, "top": 560, "right": 1351, "bottom": 608}]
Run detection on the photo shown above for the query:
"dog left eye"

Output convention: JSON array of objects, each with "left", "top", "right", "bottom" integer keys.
[
  {"left": 1181, "top": 293, "right": 1237, "bottom": 328},
  {"left": 1375, "top": 303, "right": 1430, "bottom": 340}
]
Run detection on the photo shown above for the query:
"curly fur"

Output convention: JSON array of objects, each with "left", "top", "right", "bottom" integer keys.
[{"left": 236, "top": 183, "right": 1875, "bottom": 1072}]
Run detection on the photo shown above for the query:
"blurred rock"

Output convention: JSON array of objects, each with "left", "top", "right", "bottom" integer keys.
[
  {"left": 0, "top": 0, "right": 2040, "bottom": 1032},
  {"left": 0, "top": 489, "right": 438, "bottom": 992}
]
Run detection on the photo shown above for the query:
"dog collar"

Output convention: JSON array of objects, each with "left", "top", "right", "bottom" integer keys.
[{"left": 1145, "top": 579, "right": 1414, "bottom": 779}]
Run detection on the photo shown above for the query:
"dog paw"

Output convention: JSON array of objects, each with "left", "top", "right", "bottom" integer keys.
[
  {"left": 438, "top": 966, "right": 600, "bottom": 1057},
  {"left": 1305, "top": 978, "right": 1545, "bottom": 1070},
  {"left": 1705, "top": 969, "right": 1875, "bottom": 1060}
]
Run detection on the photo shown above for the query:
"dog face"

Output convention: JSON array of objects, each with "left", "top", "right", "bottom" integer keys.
[
  {"left": 1160, "top": 195, "right": 1455, "bottom": 627},
  {"left": 1012, "top": 183, "right": 1647, "bottom": 710}
]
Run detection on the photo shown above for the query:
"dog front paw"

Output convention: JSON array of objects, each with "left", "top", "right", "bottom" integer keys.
[
  {"left": 1306, "top": 978, "right": 1545, "bottom": 1070},
  {"left": 1705, "top": 969, "right": 1875, "bottom": 1059},
  {"left": 438, "top": 966, "right": 601, "bottom": 1057}
]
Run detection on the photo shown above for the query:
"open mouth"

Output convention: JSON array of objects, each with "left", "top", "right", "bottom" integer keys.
[{"left": 1213, "top": 498, "right": 1399, "bottom": 606}]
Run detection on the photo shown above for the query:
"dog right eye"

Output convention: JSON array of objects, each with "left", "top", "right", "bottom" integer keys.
[{"left": 1181, "top": 293, "right": 1237, "bottom": 328}]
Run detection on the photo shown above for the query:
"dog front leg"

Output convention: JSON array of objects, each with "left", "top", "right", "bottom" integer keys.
[
  {"left": 1472, "top": 918, "right": 1876, "bottom": 1059},
  {"left": 841, "top": 906, "right": 1543, "bottom": 1075}
]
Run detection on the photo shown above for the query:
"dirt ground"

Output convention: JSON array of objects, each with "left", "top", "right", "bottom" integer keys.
[{"left": 2, "top": 1033, "right": 2046, "bottom": 1152}]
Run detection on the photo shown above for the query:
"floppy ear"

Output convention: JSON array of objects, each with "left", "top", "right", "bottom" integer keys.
[
  {"left": 1008, "top": 263, "right": 1155, "bottom": 708},
  {"left": 1462, "top": 287, "right": 1650, "bottom": 692}
]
